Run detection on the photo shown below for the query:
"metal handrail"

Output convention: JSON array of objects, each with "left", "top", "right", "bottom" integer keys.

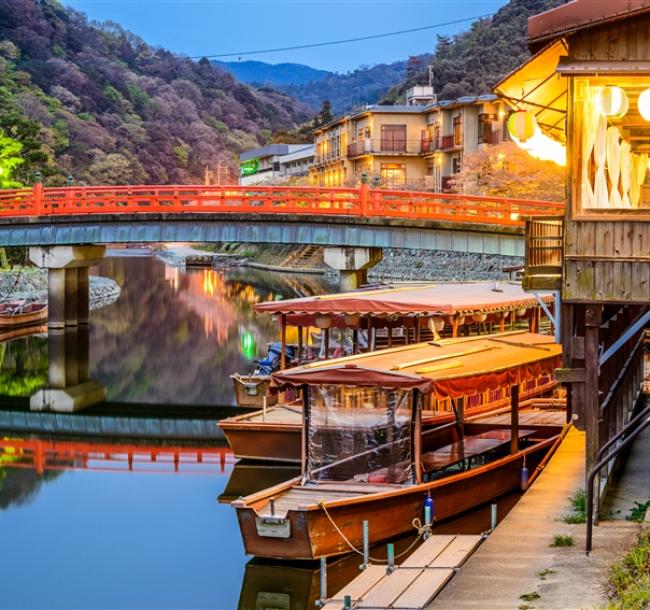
[
  {"left": 596, "top": 401, "right": 650, "bottom": 466},
  {"left": 586, "top": 410, "right": 650, "bottom": 553}
]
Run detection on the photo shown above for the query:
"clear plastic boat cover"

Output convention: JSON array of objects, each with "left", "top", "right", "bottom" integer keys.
[{"left": 306, "top": 384, "right": 414, "bottom": 485}]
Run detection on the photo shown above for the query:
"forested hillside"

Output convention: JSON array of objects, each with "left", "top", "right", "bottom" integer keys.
[
  {"left": 213, "top": 60, "right": 331, "bottom": 87},
  {"left": 385, "top": 0, "right": 567, "bottom": 102},
  {"left": 281, "top": 0, "right": 566, "bottom": 113},
  {"left": 280, "top": 61, "right": 408, "bottom": 114},
  {"left": 0, "top": 0, "right": 310, "bottom": 185}
]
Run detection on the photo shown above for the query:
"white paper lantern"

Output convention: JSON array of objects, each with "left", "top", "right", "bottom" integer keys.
[
  {"left": 315, "top": 314, "right": 332, "bottom": 329},
  {"left": 596, "top": 86, "right": 629, "bottom": 118},
  {"left": 639, "top": 89, "right": 650, "bottom": 121},
  {"left": 427, "top": 316, "right": 445, "bottom": 333},
  {"left": 472, "top": 313, "right": 487, "bottom": 323},
  {"left": 515, "top": 308, "right": 527, "bottom": 318}
]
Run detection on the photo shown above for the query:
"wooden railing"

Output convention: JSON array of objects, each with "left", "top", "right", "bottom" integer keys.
[
  {"left": 0, "top": 184, "right": 564, "bottom": 228},
  {"left": 523, "top": 215, "right": 564, "bottom": 289}
]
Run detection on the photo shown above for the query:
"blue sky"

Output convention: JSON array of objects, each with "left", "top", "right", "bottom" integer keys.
[{"left": 63, "top": 0, "right": 508, "bottom": 72}]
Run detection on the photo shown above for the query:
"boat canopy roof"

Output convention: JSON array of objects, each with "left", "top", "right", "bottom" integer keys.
[
  {"left": 272, "top": 331, "right": 561, "bottom": 399},
  {"left": 255, "top": 282, "right": 552, "bottom": 327}
]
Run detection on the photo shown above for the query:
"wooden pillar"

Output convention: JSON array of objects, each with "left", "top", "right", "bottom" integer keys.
[
  {"left": 454, "top": 396, "right": 465, "bottom": 437},
  {"left": 415, "top": 316, "right": 421, "bottom": 343},
  {"left": 366, "top": 317, "right": 372, "bottom": 352},
  {"left": 297, "top": 325, "right": 303, "bottom": 365},
  {"left": 324, "top": 327, "right": 330, "bottom": 359},
  {"left": 280, "top": 314, "right": 287, "bottom": 370},
  {"left": 352, "top": 328, "right": 358, "bottom": 355},
  {"left": 387, "top": 326, "right": 393, "bottom": 348},
  {"left": 499, "top": 312, "right": 506, "bottom": 333},
  {"left": 584, "top": 305, "right": 603, "bottom": 480},
  {"left": 452, "top": 318, "right": 458, "bottom": 339},
  {"left": 510, "top": 383, "right": 520, "bottom": 453},
  {"left": 413, "top": 391, "right": 422, "bottom": 484}
]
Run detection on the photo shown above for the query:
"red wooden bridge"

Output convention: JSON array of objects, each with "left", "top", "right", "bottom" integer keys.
[
  {"left": 0, "top": 184, "right": 564, "bottom": 253},
  {"left": 0, "top": 183, "right": 562, "bottom": 225}
]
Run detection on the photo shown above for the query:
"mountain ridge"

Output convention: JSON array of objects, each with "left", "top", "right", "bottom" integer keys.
[{"left": 0, "top": 0, "right": 310, "bottom": 185}]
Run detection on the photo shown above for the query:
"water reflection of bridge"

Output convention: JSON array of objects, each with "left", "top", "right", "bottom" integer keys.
[
  {"left": 0, "top": 398, "right": 245, "bottom": 440},
  {"left": 0, "top": 437, "right": 234, "bottom": 475}
]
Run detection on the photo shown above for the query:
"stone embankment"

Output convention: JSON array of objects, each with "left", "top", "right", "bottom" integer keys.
[
  {"left": 0, "top": 269, "right": 121, "bottom": 310},
  {"left": 333, "top": 249, "right": 524, "bottom": 283},
  {"left": 186, "top": 243, "right": 522, "bottom": 282}
]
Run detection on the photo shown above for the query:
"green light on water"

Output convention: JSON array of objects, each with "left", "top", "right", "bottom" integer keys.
[{"left": 241, "top": 332, "right": 256, "bottom": 360}]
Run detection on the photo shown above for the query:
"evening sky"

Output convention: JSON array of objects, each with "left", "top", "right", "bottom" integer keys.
[{"left": 62, "top": 0, "right": 508, "bottom": 72}]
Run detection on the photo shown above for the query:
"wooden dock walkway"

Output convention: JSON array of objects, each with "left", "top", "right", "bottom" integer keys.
[{"left": 321, "top": 535, "right": 482, "bottom": 610}]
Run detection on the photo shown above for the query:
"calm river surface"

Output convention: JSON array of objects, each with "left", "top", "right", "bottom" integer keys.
[{"left": 0, "top": 254, "right": 517, "bottom": 609}]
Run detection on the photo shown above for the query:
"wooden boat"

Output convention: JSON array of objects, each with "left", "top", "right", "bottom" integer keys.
[
  {"left": 231, "top": 282, "right": 554, "bottom": 407},
  {"left": 221, "top": 330, "right": 559, "bottom": 463},
  {"left": 0, "top": 302, "right": 47, "bottom": 328},
  {"left": 232, "top": 332, "right": 565, "bottom": 560}
]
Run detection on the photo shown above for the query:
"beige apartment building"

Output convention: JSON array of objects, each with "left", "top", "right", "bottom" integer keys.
[{"left": 311, "top": 89, "right": 510, "bottom": 191}]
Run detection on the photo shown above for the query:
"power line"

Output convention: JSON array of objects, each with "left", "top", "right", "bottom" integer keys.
[{"left": 189, "top": 13, "right": 492, "bottom": 59}]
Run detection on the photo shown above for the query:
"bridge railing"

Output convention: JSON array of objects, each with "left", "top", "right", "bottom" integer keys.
[{"left": 0, "top": 184, "right": 564, "bottom": 226}]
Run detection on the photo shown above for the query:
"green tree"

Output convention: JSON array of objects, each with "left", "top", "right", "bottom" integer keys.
[
  {"left": 0, "top": 129, "right": 23, "bottom": 188},
  {"left": 313, "top": 100, "right": 333, "bottom": 129}
]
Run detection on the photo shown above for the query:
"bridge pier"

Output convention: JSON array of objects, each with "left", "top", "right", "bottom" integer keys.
[
  {"left": 324, "top": 247, "right": 383, "bottom": 291},
  {"left": 29, "top": 246, "right": 106, "bottom": 412}
]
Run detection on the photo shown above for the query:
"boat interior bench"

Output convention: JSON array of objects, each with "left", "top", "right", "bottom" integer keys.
[{"left": 421, "top": 429, "right": 537, "bottom": 479}]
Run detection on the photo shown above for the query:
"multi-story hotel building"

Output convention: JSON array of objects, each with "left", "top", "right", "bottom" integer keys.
[{"left": 311, "top": 88, "right": 510, "bottom": 191}]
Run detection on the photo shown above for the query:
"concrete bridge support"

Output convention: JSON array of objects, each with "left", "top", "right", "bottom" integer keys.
[
  {"left": 324, "top": 246, "right": 383, "bottom": 291},
  {"left": 28, "top": 245, "right": 107, "bottom": 412}
]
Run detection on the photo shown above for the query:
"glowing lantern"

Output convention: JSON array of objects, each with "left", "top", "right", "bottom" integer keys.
[
  {"left": 427, "top": 317, "right": 445, "bottom": 333},
  {"left": 472, "top": 313, "right": 488, "bottom": 323},
  {"left": 596, "top": 86, "right": 629, "bottom": 118},
  {"left": 639, "top": 89, "right": 650, "bottom": 121},
  {"left": 515, "top": 308, "right": 527, "bottom": 318},
  {"left": 507, "top": 111, "right": 537, "bottom": 142},
  {"left": 315, "top": 314, "right": 332, "bottom": 329},
  {"left": 343, "top": 313, "right": 360, "bottom": 327}
]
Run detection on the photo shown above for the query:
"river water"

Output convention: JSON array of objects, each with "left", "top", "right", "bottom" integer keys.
[{"left": 0, "top": 254, "right": 517, "bottom": 609}]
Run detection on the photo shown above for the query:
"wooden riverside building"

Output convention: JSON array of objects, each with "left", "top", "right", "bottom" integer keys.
[{"left": 498, "top": 0, "right": 650, "bottom": 499}]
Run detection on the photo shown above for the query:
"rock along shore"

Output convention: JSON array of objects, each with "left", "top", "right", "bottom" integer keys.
[{"left": 0, "top": 269, "right": 121, "bottom": 310}]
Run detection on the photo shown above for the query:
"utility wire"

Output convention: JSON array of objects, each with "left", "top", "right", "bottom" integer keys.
[{"left": 189, "top": 13, "right": 492, "bottom": 59}]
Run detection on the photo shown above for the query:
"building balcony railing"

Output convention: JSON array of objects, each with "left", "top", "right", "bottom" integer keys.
[
  {"left": 478, "top": 130, "right": 502, "bottom": 145},
  {"left": 421, "top": 139, "right": 439, "bottom": 154},
  {"left": 314, "top": 151, "right": 343, "bottom": 165},
  {"left": 347, "top": 139, "right": 424, "bottom": 157},
  {"left": 522, "top": 216, "right": 564, "bottom": 292},
  {"left": 441, "top": 135, "right": 462, "bottom": 150}
]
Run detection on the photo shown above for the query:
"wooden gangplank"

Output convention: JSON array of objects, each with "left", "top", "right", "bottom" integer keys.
[{"left": 321, "top": 534, "right": 482, "bottom": 610}]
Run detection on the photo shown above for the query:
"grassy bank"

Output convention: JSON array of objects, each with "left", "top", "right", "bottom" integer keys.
[{"left": 601, "top": 529, "right": 650, "bottom": 610}]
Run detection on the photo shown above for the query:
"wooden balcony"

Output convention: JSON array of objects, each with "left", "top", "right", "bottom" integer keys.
[{"left": 522, "top": 216, "right": 563, "bottom": 292}]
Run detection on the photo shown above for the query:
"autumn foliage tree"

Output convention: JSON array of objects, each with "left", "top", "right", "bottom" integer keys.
[{"left": 449, "top": 142, "right": 565, "bottom": 202}]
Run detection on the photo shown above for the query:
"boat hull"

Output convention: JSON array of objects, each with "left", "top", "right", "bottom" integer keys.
[
  {"left": 235, "top": 437, "right": 555, "bottom": 560},
  {"left": 0, "top": 305, "right": 47, "bottom": 328},
  {"left": 220, "top": 391, "right": 554, "bottom": 463}
]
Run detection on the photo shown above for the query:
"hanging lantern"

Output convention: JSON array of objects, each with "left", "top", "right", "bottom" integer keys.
[
  {"left": 343, "top": 313, "right": 360, "bottom": 327},
  {"left": 639, "top": 89, "right": 650, "bottom": 121},
  {"left": 427, "top": 316, "right": 445, "bottom": 333},
  {"left": 472, "top": 313, "right": 487, "bottom": 323},
  {"left": 596, "top": 86, "right": 629, "bottom": 118},
  {"left": 315, "top": 314, "right": 332, "bottom": 329},
  {"left": 515, "top": 307, "right": 527, "bottom": 318},
  {"left": 507, "top": 111, "right": 537, "bottom": 142}
]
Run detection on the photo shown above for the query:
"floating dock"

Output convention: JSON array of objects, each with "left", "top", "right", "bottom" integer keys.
[{"left": 321, "top": 534, "right": 482, "bottom": 610}]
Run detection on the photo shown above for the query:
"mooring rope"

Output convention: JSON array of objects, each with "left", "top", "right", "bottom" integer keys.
[{"left": 318, "top": 500, "right": 432, "bottom": 564}]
